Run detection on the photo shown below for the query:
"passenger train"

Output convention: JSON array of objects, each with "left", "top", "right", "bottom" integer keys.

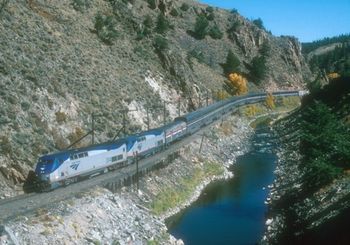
[{"left": 34, "top": 91, "right": 302, "bottom": 190}]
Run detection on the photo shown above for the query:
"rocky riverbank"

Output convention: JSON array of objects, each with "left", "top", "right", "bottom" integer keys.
[
  {"left": 0, "top": 113, "right": 254, "bottom": 245},
  {"left": 262, "top": 79, "right": 350, "bottom": 245}
]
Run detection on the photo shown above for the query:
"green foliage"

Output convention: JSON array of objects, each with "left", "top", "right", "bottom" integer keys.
[
  {"left": 155, "top": 13, "right": 170, "bottom": 34},
  {"left": 188, "top": 49, "right": 205, "bottom": 64},
  {"left": 209, "top": 24, "right": 223, "bottom": 39},
  {"left": 205, "top": 6, "right": 215, "bottom": 21},
  {"left": 206, "top": 6, "right": 214, "bottom": 13},
  {"left": 147, "top": 240, "right": 159, "bottom": 245},
  {"left": 193, "top": 15, "right": 209, "bottom": 39},
  {"left": 133, "top": 46, "right": 150, "bottom": 60},
  {"left": 94, "top": 13, "right": 118, "bottom": 45},
  {"left": 248, "top": 55, "right": 267, "bottom": 84},
  {"left": 71, "top": 0, "right": 90, "bottom": 12},
  {"left": 306, "top": 74, "right": 323, "bottom": 93},
  {"left": 153, "top": 35, "right": 168, "bottom": 52},
  {"left": 180, "top": 3, "right": 190, "bottom": 12},
  {"left": 299, "top": 101, "right": 350, "bottom": 189},
  {"left": 125, "top": 0, "right": 135, "bottom": 4},
  {"left": 0, "top": 0, "right": 9, "bottom": 15},
  {"left": 221, "top": 50, "right": 240, "bottom": 75},
  {"left": 55, "top": 111, "right": 67, "bottom": 124},
  {"left": 0, "top": 136, "right": 12, "bottom": 155},
  {"left": 260, "top": 41, "right": 271, "bottom": 57},
  {"left": 303, "top": 157, "right": 342, "bottom": 189},
  {"left": 170, "top": 8, "right": 179, "bottom": 17},
  {"left": 252, "top": 18, "right": 265, "bottom": 30},
  {"left": 147, "top": 0, "right": 156, "bottom": 10},
  {"left": 227, "top": 19, "right": 241, "bottom": 41},
  {"left": 150, "top": 161, "right": 223, "bottom": 215},
  {"left": 230, "top": 8, "right": 238, "bottom": 14},
  {"left": 308, "top": 42, "right": 350, "bottom": 76},
  {"left": 21, "top": 101, "right": 30, "bottom": 111},
  {"left": 302, "top": 34, "right": 350, "bottom": 54},
  {"left": 143, "top": 15, "right": 153, "bottom": 28},
  {"left": 136, "top": 15, "right": 153, "bottom": 40}
]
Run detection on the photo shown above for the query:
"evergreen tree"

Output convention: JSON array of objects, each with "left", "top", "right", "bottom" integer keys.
[
  {"left": 209, "top": 24, "right": 223, "bottom": 39},
  {"left": 252, "top": 18, "right": 265, "bottom": 30},
  {"left": 249, "top": 55, "right": 267, "bottom": 84},
  {"left": 193, "top": 15, "right": 209, "bottom": 39},
  {"left": 299, "top": 101, "right": 350, "bottom": 189},
  {"left": 222, "top": 50, "right": 240, "bottom": 75},
  {"left": 155, "top": 13, "right": 170, "bottom": 34}
]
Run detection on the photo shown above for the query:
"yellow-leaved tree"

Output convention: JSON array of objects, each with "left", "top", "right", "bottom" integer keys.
[
  {"left": 227, "top": 73, "right": 248, "bottom": 95},
  {"left": 215, "top": 90, "right": 230, "bottom": 100},
  {"left": 327, "top": 72, "right": 340, "bottom": 80},
  {"left": 265, "top": 92, "right": 275, "bottom": 109},
  {"left": 244, "top": 105, "right": 258, "bottom": 117}
]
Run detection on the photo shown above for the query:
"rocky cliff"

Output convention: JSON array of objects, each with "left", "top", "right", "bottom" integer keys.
[{"left": 0, "top": 0, "right": 310, "bottom": 196}]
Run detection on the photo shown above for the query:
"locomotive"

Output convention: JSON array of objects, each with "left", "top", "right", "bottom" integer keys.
[{"left": 34, "top": 91, "right": 301, "bottom": 190}]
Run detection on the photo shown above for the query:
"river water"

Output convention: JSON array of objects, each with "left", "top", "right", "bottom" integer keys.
[{"left": 166, "top": 125, "right": 276, "bottom": 245}]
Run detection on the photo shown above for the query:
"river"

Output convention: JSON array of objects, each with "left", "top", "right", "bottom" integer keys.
[{"left": 166, "top": 124, "right": 276, "bottom": 245}]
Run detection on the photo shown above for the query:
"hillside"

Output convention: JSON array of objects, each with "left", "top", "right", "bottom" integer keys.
[
  {"left": 302, "top": 34, "right": 350, "bottom": 79},
  {"left": 0, "top": 0, "right": 310, "bottom": 197},
  {"left": 262, "top": 77, "right": 350, "bottom": 244}
]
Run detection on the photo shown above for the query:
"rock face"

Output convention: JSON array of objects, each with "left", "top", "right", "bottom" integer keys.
[{"left": 0, "top": 0, "right": 310, "bottom": 195}]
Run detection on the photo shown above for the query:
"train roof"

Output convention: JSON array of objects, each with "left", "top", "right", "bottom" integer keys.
[
  {"left": 175, "top": 98, "right": 232, "bottom": 122},
  {"left": 41, "top": 138, "right": 127, "bottom": 159}
]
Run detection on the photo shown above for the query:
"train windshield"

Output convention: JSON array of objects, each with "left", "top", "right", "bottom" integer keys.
[{"left": 35, "top": 158, "right": 56, "bottom": 174}]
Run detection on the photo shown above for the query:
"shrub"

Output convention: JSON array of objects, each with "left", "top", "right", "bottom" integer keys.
[
  {"left": 143, "top": 15, "right": 153, "bottom": 28},
  {"left": 155, "top": 13, "right": 170, "bottom": 34},
  {"left": 205, "top": 6, "right": 215, "bottom": 21},
  {"left": 180, "top": 3, "right": 189, "bottom": 11},
  {"left": 0, "top": 135, "right": 12, "bottom": 155},
  {"left": 206, "top": 6, "right": 214, "bottom": 13},
  {"left": 147, "top": 0, "right": 156, "bottom": 10},
  {"left": 94, "top": 13, "right": 118, "bottom": 45},
  {"left": 21, "top": 101, "right": 30, "bottom": 111},
  {"left": 265, "top": 93, "right": 275, "bottom": 109},
  {"left": 214, "top": 90, "right": 229, "bottom": 100},
  {"left": 153, "top": 35, "right": 168, "bottom": 52},
  {"left": 228, "top": 21, "right": 241, "bottom": 34},
  {"left": 188, "top": 49, "right": 205, "bottom": 64},
  {"left": 209, "top": 24, "right": 223, "bottom": 39},
  {"left": 55, "top": 111, "right": 67, "bottom": 124},
  {"left": 193, "top": 15, "right": 209, "bottom": 39},
  {"left": 244, "top": 105, "right": 259, "bottom": 117},
  {"left": 260, "top": 41, "right": 270, "bottom": 57},
  {"left": 72, "top": 0, "right": 90, "bottom": 12},
  {"left": 68, "top": 127, "right": 85, "bottom": 145},
  {"left": 170, "top": 8, "right": 179, "bottom": 17},
  {"left": 221, "top": 50, "right": 240, "bottom": 75},
  {"left": 0, "top": 0, "right": 9, "bottom": 15}
]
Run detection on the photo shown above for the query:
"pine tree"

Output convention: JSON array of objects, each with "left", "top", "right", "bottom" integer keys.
[
  {"left": 222, "top": 50, "right": 240, "bottom": 75},
  {"left": 249, "top": 55, "right": 267, "bottom": 84},
  {"left": 155, "top": 13, "right": 170, "bottom": 34},
  {"left": 193, "top": 15, "right": 209, "bottom": 39}
]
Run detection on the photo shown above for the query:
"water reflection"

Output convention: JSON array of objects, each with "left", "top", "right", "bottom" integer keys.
[{"left": 167, "top": 126, "right": 277, "bottom": 245}]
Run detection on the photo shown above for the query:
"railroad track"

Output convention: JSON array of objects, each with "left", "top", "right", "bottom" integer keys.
[{"left": 0, "top": 91, "right": 303, "bottom": 222}]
